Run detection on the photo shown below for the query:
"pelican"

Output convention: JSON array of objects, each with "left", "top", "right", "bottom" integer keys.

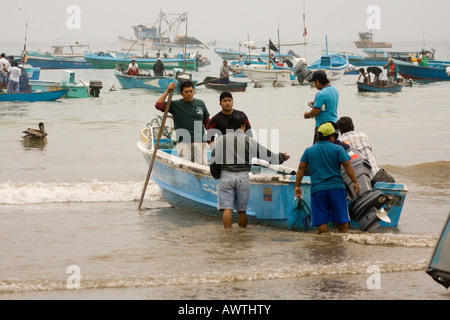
[{"left": 22, "top": 122, "right": 47, "bottom": 141}]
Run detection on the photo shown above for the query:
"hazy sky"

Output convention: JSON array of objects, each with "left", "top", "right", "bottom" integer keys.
[{"left": 3, "top": 0, "right": 449, "bottom": 48}]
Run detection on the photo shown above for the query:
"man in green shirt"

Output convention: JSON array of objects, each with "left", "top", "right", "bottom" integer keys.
[{"left": 155, "top": 81, "right": 211, "bottom": 164}]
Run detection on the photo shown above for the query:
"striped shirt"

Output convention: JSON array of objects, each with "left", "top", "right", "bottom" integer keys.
[{"left": 340, "top": 131, "right": 380, "bottom": 177}]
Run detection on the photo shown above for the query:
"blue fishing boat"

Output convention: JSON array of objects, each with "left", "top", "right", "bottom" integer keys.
[
  {"left": 25, "top": 43, "right": 93, "bottom": 69},
  {"left": 307, "top": 52, "right": 350, "bottom": 81},
  {"left": 427, "top": 213, "right": 450, "bottom": 289},
  {"left": 84, "top": 51, "right": 198, "bottom": 70},
  {"left": 30, "top": 70, "right": 93, "bottom": 99},
  {"left": 0, "top": 89, "right": 68, "bottom": 102},
  {"left": 357, "top": 81, "right": 403, "bottom": 93},
  {"left": 114, "top": 66, "right": 198, "bottom": 92},
  {"left": 393, "top": 59, "right": 450, "bottom": 81},
  {"left": 345, "top": 49, "right": 389, "bottom": 67},
  {"left": 137, "top": 117, "right": 408, "bottom": 232}
]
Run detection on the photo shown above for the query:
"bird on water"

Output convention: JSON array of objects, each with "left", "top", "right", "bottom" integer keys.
[{"left": 22, "top": 122, "right": 47, "bottom": 141}]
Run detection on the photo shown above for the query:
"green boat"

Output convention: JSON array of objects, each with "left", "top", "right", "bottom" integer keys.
[
  {"left": 29, "top": 70, "right": 95, "bottom": 98},
  {"left": 83, "top": 52, "right": 198, "bottom": 70}
]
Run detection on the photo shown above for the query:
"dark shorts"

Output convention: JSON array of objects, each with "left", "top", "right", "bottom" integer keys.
[{"left": 311, "top": 189, "right": 350, "bottom": 226}]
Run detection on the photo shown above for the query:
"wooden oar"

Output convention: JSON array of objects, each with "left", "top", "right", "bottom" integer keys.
[{"left": 138, "top": 90, "right": 174, "bottom": 211}]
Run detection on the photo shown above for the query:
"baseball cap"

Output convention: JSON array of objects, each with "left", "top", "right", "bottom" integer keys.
[
  {"left": 317, "top": 122, "right": 337, "bottom": 137},
  {"left": 309, "top": 70, "right": 328, "bottom": 83}
]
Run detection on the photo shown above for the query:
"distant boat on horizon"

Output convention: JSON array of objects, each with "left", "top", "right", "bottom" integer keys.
[
  {"left": 118, "top": 10, "right": 208, "bottom": 53},
  {"left": 354, "top": 31, "right": 392, "bottom": 48}
]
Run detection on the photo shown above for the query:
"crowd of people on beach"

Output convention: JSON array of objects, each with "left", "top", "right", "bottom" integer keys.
[{"left": 0, "top": 53, "right": 31, "bottom": 93}]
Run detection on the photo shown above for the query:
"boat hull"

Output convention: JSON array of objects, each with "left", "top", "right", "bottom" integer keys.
[
  {"left": 114, "top": 71, "right": 197, "bottom": 92},
  {"left": 137, "top": 135, "right": 407, "bottom": 232},
  {"left": 0, "top": 89, "right": 68, "bottom": 102},
  {"left": 348, "top": 57, "right": 388, "bottom": 67},
  {"left": 354, "top": 41, "right": 392, "bottom": 49},
  {"left": 26, "top": 56, "right": 92, "bottom": 69},
  {"left": 357, "top": 82, "right": 403, "bottom": 93},
  {"left": 84, "top": 53, "right": 197, "bottom": 70},
  {"left": 119, "top": 36, "right": 208, "bottom": 52},
  {"left": 239, "top": 67, "right": 295, "bottom": 84},
  {"left": 203, "top": 77, "right": 247, "bottom": 92},
  {"left": 427, "top": 214, "right": 450, "bottom": 289},
  {"left": 394, "top": 60, "right": 450, "bottom": 81},
  {"left": 29, "top": 81, "right": 89, "bottom": 98}
]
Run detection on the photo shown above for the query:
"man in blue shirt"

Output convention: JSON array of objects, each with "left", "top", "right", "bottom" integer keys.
[
  {"left": 294, "top": 122, "right": 360, "bottom": 234},
  {"left": 304, "top": 70, "right": 339, "bottom": 144}
]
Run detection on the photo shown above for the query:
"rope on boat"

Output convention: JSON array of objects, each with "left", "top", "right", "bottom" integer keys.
[{"left": 289, "top": 197, "right": 312, "bottom": 231}]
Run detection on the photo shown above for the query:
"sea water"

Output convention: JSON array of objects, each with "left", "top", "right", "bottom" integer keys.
[{"left": 0, "top": 41, "right": 449, "bottom": 300}]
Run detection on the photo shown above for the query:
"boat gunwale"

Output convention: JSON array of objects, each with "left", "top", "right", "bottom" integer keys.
[{"left": 136, "top": 140, "right": 302, "bottom": 186}]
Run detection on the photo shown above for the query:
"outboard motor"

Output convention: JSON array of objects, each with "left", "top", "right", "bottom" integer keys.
[
  {"left": 341, "top": 148, "right": 391, "bottom": 231},
  {"left": 89, "top": 80, "right": 103, "bottom": 97},
  {"left": 294, "top": 58, "right": 313, "bottom": 84}
]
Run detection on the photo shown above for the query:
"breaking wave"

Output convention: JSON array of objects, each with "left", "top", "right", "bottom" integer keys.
[
  {"left": 0, "top": 180, "right": 162, "bottom": 205},
  {"left": 0, "top": 260, "right": 428, "bottom": 293},
  {"left": 341, "top": 233, "right": 438, "bottom": 248}
]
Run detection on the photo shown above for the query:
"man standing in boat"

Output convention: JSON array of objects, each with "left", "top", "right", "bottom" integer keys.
[
  {"left": 218, "top": 60, "right": 233, "bottom": 84},
  {"left": 0, "top": 53, "right": 11, "bottom": 91},
  {"left": 155, "top": 81, "right": 211, "bottom": 165},
  {"left": 153, "top": 57, "right": 166, "bottom": 77},
  {"left": 294, "top": 122, "right": 360, "bottom": 234},
  {"left": 207, "top": 91, "right": 252, "bottom": 148},
  {"left": 304, "top": 70, "right": 339, "bottom": 145},
  {"left": 210, "top": 112, "right": 289, "bottom": 229},
  {"left": 384, "top": 59, "right": 399, "bottom": 83}
]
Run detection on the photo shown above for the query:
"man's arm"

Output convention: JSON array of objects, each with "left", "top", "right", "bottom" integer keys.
[
  {"left": 155, "top": 82, "right": 176, "bottom": 111},
  {"left": 294, "top": 161, "right": 308, "bottom": 199},
  {"left": 304, "top": 107, "right": 320, "bottom": 119}
]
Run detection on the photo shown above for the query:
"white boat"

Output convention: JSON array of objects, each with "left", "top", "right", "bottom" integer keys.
[
  {"left": 238, "top": 65, "right": 296, "bottom": 84},
  {"left": 118, "top": 10, "right": 207, "bottom": 52},
  {"left": 234, "top": 57, "right": 313, "bottom": 85}
]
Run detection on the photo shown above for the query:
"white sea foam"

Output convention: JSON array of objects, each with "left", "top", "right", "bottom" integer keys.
[
  {"left": 0, "top": 260, "right": 428, "bottom": 293},
  {"left": 341, "top": 233, "right": 438, "bottom": 248},
  {"left": 0, "top": 180, "right": 162, "bottom": 204}
]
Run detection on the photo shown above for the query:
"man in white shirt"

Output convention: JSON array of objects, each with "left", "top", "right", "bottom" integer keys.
[
  {"left": 336, "top": 116, "right": 395, "bottom": 186},
  {"left": 128, "top": 59, "right": 139, "bottom": 76},
  {"left": 7, "top": 61, "right": 21, "bottom": 93},
  {"left": 0, "top": 53, "right": 11, "bottom": 90}
]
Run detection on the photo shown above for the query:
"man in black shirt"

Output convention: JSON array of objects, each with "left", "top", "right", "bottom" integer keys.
[
  {"left": 207, "top": 92, "right": 252, "bottom": 146},
  {"left": 153, "top": 58, "right": 166, "bottom": 77},
  {"left": 366, "top": 66, "right": 383, "bottom": 84}
]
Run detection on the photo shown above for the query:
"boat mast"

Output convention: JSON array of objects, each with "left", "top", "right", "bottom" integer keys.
[
  {"left": 158, "top": 10, "right": 163, "bottom": 42},
  {"left": 183, "top": 13, "right": 188, "bottom": 72},
  {"left": 303, "top": 0, "right": 307, "bottom": 63},
  {"left": 277, "top": 22, "right": 281, "bottom": 60}
]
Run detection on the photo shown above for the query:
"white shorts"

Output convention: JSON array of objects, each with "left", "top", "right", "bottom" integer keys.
[{"left": 176, "top": 142, "right": 207, "bottom": 165}]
